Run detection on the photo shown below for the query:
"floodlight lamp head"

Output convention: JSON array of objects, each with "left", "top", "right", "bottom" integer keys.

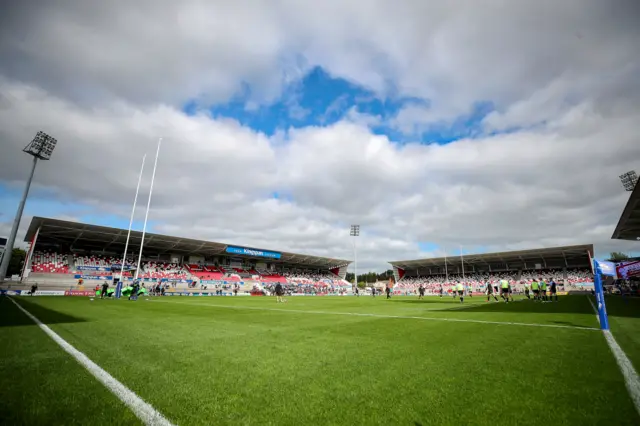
[
  {"left": 619, "top": 170, "right": 638, "bottom": 192},
  {"left": 350, "top": 224, "right": 360, "bottom": 237},
  {"left": 23, "top": 131, "right": 57, "bottom": 160}
]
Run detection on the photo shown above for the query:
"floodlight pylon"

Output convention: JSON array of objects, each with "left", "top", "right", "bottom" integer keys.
[
  {"left": 350, "top": 225, "right": 360, "bottom": 289},
  {"left": 0, "top": 131, "right": 57, "bottom": 282}
]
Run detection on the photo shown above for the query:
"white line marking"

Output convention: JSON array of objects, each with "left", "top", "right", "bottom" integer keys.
[
  {"left": 9, "top": 297, "right": 175, "bottom": 426},
  {"left": 587, "top": 295, "right": 640, "bottom": 415},
  {"left": 151, "top": 299, "right": 599, "bottom": 331}
]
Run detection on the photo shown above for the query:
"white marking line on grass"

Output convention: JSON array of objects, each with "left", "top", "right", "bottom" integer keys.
[
  {"left": 8, "top": 297, "right": 175, "bottom": 426},
  {"left": 151, "top": 299, "right": 599, "bottom": 331},
  {"left": 587, "top": 296, "right": 640, "bottom": 415}
]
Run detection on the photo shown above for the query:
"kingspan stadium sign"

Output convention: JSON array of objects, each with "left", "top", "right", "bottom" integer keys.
[{"left": 226, "top": 246, "right": 281, "bottom": 259}]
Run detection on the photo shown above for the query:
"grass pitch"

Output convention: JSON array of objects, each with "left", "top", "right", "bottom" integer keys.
[{"left": 1, "top": 294, "right": 639, "bottom": 425}]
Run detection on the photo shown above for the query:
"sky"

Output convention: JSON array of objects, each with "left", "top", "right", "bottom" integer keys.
[{"left": 1, "top": 0, "right": 639, "bottom": 272}]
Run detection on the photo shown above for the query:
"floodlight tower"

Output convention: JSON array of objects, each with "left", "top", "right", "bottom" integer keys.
[
  {"left": 0, "top": 131, "right": 57, "bottom": 282},
  {"left": 350, "top": 225, "right": 360, "bottom": 289},
  {"left": 620, "top": 171, "right": 638, "bottom": 191}
]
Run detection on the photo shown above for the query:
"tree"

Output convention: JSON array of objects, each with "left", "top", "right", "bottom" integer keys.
[
  {"left": 7, "top": 248, "right": 26, "bottom": 277},
  {"left": 607, "top": 252, "right": 629, "bottom": 262}
]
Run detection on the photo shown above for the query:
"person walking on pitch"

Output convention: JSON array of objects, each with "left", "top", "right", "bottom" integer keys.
[
  {"left": 540, "top": 278, "right": 548, "bottom": 302},
  {"left": 531, "top": 280, "right": 540, "bottom": 301},
  {"left": 500, "top": 279, "right": 510, "bottom": 303},
  {"left": 456, "top": 282, "right": 464, "bottom": 303},
  {"left": 101, "top": 282, "right": 109, "bottom": 299},
  {"left": 486, "top": 281, "right": 498, "bottom": 302},
  {"left": 275, "top": 282, "right": 286, "bottom": 303},
  {"left": 549, "top": 279, "right": 558, "bottom": 302},
  {"left": 523, "top": 282, "right": 531, "bottom": 300}
]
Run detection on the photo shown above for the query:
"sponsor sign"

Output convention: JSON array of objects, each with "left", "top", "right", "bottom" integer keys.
[
  {"left": 616, "top": 260, "right": 640, "bottom": 279},
  {"left": 20, "top": 290, "right": 65, "bottom": 296},
  {"left": 76, "top": 266, "right": 111, "bottom": 271},
  {"left": 225, "top": 246, "right": 281, "bottom": 259},
  {"left": 74, "top": 274, "right": 112, "bottom": 280},
  {"left": 0, "top": 289, "right": 21, "bottom": 296},
  {"left": 64, "top": 290, "right": 94, "bottom": 296}
]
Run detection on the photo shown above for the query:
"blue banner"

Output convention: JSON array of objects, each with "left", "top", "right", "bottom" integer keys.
[
  {"left": 74, "top": 274, "right": 112, "bottom": 280},
  {"left": 76, "top": 266, "right": 111, "bottom": 271},
  {"left": 595, "top": 260, "right": 617, "bottom": 277},
  {"left": 593, "top": 260, "right": 611, "bottom": 330},
  {"left": 225, "top": 246, "right": 281, "bottom": 259}
]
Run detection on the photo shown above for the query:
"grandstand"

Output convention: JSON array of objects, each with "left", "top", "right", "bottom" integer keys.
[
  {"left": 389, "top": 244, "right": 594, "bottom": 295},
  {"left": 612, "top": 176, "right": 640, "bottom": 241},
  {"left": 9, "top": 217, "right": 352, "bottom": 294}
]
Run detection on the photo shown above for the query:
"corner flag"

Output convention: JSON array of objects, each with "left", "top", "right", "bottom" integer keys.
[{"left": 593, "top": 260, "right": 614, "bottom": 330}]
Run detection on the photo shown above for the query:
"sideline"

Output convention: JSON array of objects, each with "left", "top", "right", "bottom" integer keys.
[
  {"left": 8, "top": 297, "right": 175, "bottom": 426},
  {"left": 151, "top": 299, "right": 599, "bottom": 331},
  {"left": 587, "top": 296, "right": 640, "bottom": 415}
]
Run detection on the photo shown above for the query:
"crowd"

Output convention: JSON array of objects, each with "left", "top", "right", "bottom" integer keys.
[{"left": 395, "top": 269, "right": 593, "bottom": 294}]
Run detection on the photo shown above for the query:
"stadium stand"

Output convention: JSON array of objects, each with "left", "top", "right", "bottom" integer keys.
[
  {"left": 6, "top": 217, "right": 351, "bottom": 295},
  {"left": 390, "top": 245, "right": 595, "bottom": 294}
]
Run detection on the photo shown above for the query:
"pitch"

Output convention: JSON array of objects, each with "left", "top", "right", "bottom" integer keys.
[{"left": 1, "top": 295, "right": 638, "bottom": 425}]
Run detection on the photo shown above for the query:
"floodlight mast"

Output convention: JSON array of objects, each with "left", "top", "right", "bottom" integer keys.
[
  {"left": 0, "top": 131, "right": 57, "bottom": 283},
  {"left": 350, "top": 225, "right": 360, "bottom": 290},
  {"left": 619, "top": 171, "right": 638, "bottom": 192}
]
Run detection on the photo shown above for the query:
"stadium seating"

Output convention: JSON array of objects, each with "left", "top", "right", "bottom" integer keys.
[
  {"left": 395, "top": 268, "right": 594, "bottom": 294},
  {"left": 138, "top": 262, "right": 189, "bottom": 280},
  {"left": 30, "top": 251, "right": 70, "bottom": 274}
]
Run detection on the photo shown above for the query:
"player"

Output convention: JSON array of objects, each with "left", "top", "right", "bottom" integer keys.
[
  {"left": 456, "top": 282, "right": 464, "bottom": 303},
  {"left": 418, "top": 285, "right": 425, "bottom": 300},
  {"left": 385, "top": 285, "right": 391, "bottom": 299},
  {"left": 549, "top": 279, "right": 558, "bottom": 302},
  {"left": 100, "top": 282, "right": 109, "bottom": 299},
  {"left": 275, "top": 282, "right": 286, "bottom": 303},
  {"left": 467, "top": 283, "right": 473, "bottom": 297},
  {"left": 500, "top": 279, "right": 510, "bottom": 303},
  {"left": 508, "top": 282, "right": 514, "bottom": 302},
  {"left": 355, "top": 287, "right": 359, "bottom": 297},
  {"left": 439, "top": 285, "right": 444, "bottom": 298},
  {"left": 523, "top": 282, "right": 530, "bottom": 299},
  {"left": 486, "top": 281, "right": 498, "bottom": 302},
  {"left": 540, "top": 278, "right": 548, "bottom": 302},
  {"left": 531, "top": 280, "right": 540, "bottom": 301}
]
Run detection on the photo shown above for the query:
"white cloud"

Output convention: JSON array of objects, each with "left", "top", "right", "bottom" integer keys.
[{"left": 1, "top": 1, "right": 639, "bottom": 271}]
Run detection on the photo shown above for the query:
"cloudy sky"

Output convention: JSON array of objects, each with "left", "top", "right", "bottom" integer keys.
[{"left": 1, "top": 0, "right": 639, "bottom": 271}]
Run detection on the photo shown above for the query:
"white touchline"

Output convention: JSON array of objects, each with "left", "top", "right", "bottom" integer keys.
[
  {"left": 9, "top": 297, "right": 175, "bottom": 426},
  {"left": 151, "top": 299, "right": 599, "bottom": 331},
  {"left": 587, "top": 295, "right": 640, "bottom": 415}
]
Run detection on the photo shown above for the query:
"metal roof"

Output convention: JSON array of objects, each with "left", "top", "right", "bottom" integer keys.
[
  {"left": 389, "top": 244, "right": 593, "bottom": 270},
  {"left": 612, "top": 180, "right": 640, "bottom": 241},
  {"left": 24, "top": 217, "right": 351, "bottom": 268}
]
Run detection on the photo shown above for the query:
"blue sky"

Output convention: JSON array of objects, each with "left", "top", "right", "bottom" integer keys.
[
  {"left": 0, "top": 184, "right": 154, "bottom": 236},
  {"left": 185, "top": 66, "right": 496, "bottom": 144}
]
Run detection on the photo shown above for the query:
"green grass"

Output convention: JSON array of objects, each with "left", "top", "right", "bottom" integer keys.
[
  {"left": 603, "top": 295, "right": 640, "bottom": 371},
  {"left": 1, "top": 294, "right": 638, "bottom": 425}
]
